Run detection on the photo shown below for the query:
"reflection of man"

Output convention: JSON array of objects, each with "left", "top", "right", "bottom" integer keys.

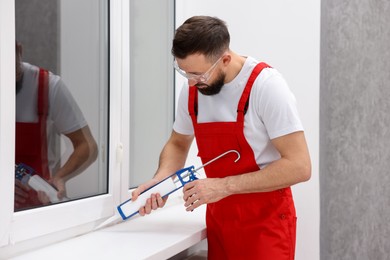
[{"left": 15, "top": 41, "right": 98, "bottom": 210}]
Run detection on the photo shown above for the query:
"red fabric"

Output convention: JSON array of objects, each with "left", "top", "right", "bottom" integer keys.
[
  {"left": 189, "top": 63, "right": 297, "bottom": 259},
  {"left": 15, "top": 68, "right": 50, "bottom": 210}
]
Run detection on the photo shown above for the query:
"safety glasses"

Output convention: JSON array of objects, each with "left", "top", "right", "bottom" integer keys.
[{"left": 173, "top": 56, "right": 223, "bottom": 84}]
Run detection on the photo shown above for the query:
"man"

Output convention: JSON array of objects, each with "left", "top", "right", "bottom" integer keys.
[
  {"left": 132, "top": 16, "right": 311, "bottom": 259},
  {"left": 15, "top": 41, "right": 98, "bottom": 210}
]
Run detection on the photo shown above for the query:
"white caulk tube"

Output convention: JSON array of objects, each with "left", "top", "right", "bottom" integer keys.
[
  {"left": 21, "top": 174, "right": 62, "bottom": 203},
  {"left": 117, "top": 175, "right": 180, "bottom": 220}
]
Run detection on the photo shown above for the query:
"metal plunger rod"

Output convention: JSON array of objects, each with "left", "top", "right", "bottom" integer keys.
[
  {"left": 193, "top": 149, "right": 240, "bottom": 173},
  {"left": 174, "top": 149, "right": 241, "bottom": 184}
]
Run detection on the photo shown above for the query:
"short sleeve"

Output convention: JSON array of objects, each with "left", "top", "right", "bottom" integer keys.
[
  {"left": 255, "top": 70, "right": 304, "bottom": 139},
  {"left": 173, "top": 83, "right": 194, "bottom": 135},
  {"left": 48, "top": 75, "right": 88, "bottom": 134}
]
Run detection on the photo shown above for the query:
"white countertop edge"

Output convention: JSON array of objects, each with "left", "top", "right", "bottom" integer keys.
[{"left": 10, "top": 194, "right": 207, "bottom": 260}]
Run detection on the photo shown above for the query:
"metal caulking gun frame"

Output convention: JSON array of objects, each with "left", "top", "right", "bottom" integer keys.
[{"left": 95, "top": 150, "right": 240, "bottom": 230}]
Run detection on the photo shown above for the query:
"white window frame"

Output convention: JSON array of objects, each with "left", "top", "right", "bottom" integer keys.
[{"left": 0, "top": 0, "right": 130, "bottom": 254}]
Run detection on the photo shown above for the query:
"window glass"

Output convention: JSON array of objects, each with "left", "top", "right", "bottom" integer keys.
[
  {"left": 14, "top": 0, "right": 109, "bottom": 211},
  {"left": 128, "top": 0, "right": 174, "bottom": 188}
]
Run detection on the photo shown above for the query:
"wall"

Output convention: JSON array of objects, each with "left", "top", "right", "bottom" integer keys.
[
  {"left": 320, "top": 1, "right": 390, "bottom": 259},
  {"left": 175, "top": 1, "right": 320, "bottom": 259},
  {"left": 15, "top": 0, "right": 59, "bottom": 74}
]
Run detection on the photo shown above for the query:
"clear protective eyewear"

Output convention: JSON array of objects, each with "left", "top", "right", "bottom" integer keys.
[{"left": 173, "top": 56, "right": 223, "bottom": 84}]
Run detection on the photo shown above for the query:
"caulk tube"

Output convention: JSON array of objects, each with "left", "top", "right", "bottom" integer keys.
[
  {"left": 117, "top": 166, "right": 196, "bottom": 220},
  {"left": 21, "top": 174, "right": 61, "bottom": 203},
  {"left": 117, "top": 176, "right": 178, "bottom": 220}
]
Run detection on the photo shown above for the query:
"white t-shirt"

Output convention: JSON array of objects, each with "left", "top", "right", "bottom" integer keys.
[
  {"left": 16, "top": 62, "right": 87, "bottom": 173},
  {"left": 173, "top": 56, "right": 304, "bottom": 169}
]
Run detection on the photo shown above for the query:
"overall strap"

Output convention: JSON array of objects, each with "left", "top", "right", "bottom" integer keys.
[
  {"left": 236, "top": 62, "right": 271, "bottom": 123},
  {"left": 38, "top": 69, "right": 49, "bottom": 117},
  {"left": 188, "top": 85, "right": 198, "bottom": 124},
  {"left": 37, "top": 68, "right": 50, "bottom": 179}
]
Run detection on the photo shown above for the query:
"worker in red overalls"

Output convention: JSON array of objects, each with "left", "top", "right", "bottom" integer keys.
[
  {"left": 132, "top": 16, "right": 311, "bottom": 259},
  {"left": 14, "top": 41, "right": 98, "bottom": 211}
]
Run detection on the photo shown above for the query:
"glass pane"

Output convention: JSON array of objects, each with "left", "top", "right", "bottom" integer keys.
[
  {"left": 14, "top": 0, "right": 109, "bottom": 211},
  {"left": 129, "top": 0, "right": 174, "bottom": 188}
]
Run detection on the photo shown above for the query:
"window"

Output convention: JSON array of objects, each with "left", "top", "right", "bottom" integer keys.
[
  {"left": 128, "top": 0, "right": 175, "bottom": 188},
  {"left": 0, "top": 0, "right": 130, "bottom": 253},
  {"left": 14, "top": 0, "right": 109, "bottom": 211},
  {"left": 0, "top": 0, "right": 175, "bottom": 255}
]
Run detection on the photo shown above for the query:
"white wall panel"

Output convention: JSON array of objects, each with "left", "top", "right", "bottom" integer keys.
[{"left": 175, "top": 1, "right": 320, "bottom": 259}]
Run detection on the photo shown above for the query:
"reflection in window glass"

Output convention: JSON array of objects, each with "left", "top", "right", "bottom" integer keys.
[{"left": 14, "top": 0, "right": 109, "bottom": 211}]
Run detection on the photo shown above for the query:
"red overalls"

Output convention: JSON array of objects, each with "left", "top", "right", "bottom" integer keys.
[
  {"left": 15, "top": 68, "right": 50, "bottom": 210},
  {"left": 189, "top": 63, "right": 297, "bottom": 259}
]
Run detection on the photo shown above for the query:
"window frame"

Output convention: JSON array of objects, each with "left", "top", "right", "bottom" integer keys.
[{"left": 0, "top": 0, "right": 130, "bottom": 252}]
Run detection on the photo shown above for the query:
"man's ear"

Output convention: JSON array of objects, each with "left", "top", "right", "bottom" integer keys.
[{"left": 222, "top": 53, "right": 231, "bottom": 66}]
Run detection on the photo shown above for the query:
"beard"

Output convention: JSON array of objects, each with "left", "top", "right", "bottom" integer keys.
[{"left": 196, "top": 71, "right": 226, "bottom": 96}]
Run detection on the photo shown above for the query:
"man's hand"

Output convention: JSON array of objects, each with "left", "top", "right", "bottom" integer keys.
[
  {"left": 15, "top": 179, "right": 50, "bottom": 206},
  {"left": 50, "top": 176, "right": 67, "bottom": 200},
  {"left": 131, "top": 178, "right": 168, "bottom": 216},
  {"left": 183, "top": 178, "right": 229, "bottom": 212},
  {"left": 37, "top": 191, "right": 50, "bottom": 205}
]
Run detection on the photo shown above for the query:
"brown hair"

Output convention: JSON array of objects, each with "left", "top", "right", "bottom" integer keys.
[{"left": 172, "top": 16, "right": 230, "bottom": 61}]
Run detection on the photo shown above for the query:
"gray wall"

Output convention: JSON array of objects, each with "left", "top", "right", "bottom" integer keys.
[
  {"left": 320, "top": 1, "right": 390, "bottom": 259},
  {"left": 15, "top": 0, "right": 59, "bottom": 74}
]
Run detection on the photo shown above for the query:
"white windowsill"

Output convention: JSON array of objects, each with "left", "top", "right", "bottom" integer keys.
[{"left": 10, "top": 194, "right": 207, "bottom": 260}]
